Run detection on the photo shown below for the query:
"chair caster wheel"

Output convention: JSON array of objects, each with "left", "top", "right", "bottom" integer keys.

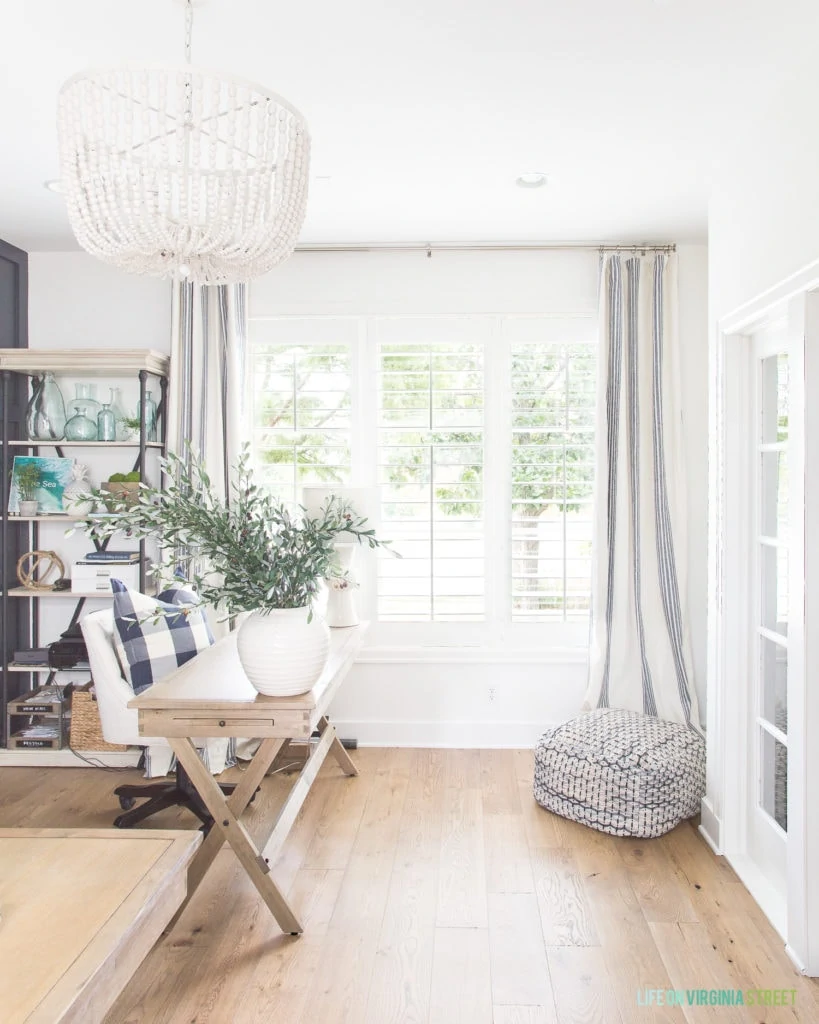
[
  {"left": 113, "top": 815, "right": 128, "bottom": 828},
  {"left": 118, "top": 796, "right": 137, "bottom": 810}
]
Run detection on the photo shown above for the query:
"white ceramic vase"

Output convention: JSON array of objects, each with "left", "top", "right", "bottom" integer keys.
[
  {"left": 236, "top": 607, "right": 330, "bottom": 696},
  {"left": 325, "top": 585, "right": 358, "bottom": 628},
  {"left": 325, "top": 543, "right": 360, "bottom": 628}
]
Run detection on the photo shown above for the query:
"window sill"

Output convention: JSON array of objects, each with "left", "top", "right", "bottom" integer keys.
[{"left": 355, "top": 645, "right": 589, "bottom": 665}]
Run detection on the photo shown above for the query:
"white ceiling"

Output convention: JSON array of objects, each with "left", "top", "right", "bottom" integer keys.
[{"left": 0, "top": 0, "right": 813, "bottom": 251}]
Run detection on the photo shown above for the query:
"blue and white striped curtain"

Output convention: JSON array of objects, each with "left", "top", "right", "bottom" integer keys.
[
  {"left": 169, "top": 282, "right": 247, "bottom": 500},
  {"left": 584, "top": 252, "right": 701, "bottom": 729},
  {"left": 168, "top": 281, "right": 248, "bottom": 771}
]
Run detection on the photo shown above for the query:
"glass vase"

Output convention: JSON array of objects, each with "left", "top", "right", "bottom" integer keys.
[
  {"left": 26, "top": 373, "right": 66, "bottom": 441},
  {"left": 108, "top": 387, "right": 128, "bottom": 440},
  {"left": 97, "top": 402, "right": 116, "bottom": 442},
  {"left": 64, "top": 402, "right": 98, "bottom": 442},
  {"left": 138, "top": 390, "right": 158, "bottom": 443},
  {"left": 74, "top": 383, "right": 101, "bottom": 422}
]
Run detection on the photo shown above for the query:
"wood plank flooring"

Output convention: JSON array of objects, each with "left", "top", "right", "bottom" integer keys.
[{"left": 1, "top": 748, "right": 817, "bottom": 1023}]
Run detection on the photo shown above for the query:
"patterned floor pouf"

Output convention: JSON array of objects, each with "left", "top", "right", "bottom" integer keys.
[{"left": 533, "top": 708, "right": 706, "bottom": 838}]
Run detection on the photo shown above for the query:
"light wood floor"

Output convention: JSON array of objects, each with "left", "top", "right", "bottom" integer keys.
[{"left": 2, "top": 749, "right": 817, "bottom": 1023}]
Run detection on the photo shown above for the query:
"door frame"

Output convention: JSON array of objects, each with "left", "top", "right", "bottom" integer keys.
[{"left": 706, "top": 262, "right": 819, "bottom": 975}]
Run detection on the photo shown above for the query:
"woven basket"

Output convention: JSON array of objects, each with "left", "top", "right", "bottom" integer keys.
[{"left": 70, "top": 682, "right": 126, "bottom": 752}]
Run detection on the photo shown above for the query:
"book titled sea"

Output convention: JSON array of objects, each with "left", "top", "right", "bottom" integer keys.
[
  {"left": 82, "top": 551, "right": 141, "bottom": 563},
  {"left": 8, "top": 456, "right": 74, "bottom": 514}
]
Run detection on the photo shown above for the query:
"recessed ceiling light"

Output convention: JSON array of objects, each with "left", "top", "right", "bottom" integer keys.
[
  {"left": 516, "top": 172, "right": 548, "bottom": 189},
  {"left": 43, "top": 179, "right": 64, "bottom": 194}
]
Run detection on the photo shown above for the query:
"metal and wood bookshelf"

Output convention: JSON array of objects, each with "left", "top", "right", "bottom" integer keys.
[{"left": 0, "top": 349, "right": 169, "bottom": 762}]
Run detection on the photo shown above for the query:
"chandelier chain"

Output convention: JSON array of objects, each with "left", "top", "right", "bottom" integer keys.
[{"left": 184, "top": 0, "right": 193, "bottom": 64}]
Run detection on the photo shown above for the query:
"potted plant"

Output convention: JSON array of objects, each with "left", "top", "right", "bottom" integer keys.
[
  {"left": 83, "top": 447, "right": 392, "bottom": 696},
  {"left": 16, "top": 462, "right": 41, "bottom": 516},
  {"left": 101, "top": 470, "right": 141, "bottom": 507},
  {"left": 117, "top": 415, "right": 142, "bottom": 442}
]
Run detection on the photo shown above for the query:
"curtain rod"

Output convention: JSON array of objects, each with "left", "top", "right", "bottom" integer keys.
[{"left": 293, "top": 242, "right": 677, "bottom": 255}]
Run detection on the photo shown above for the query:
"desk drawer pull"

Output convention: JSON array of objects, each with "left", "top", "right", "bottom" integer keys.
[{"left": 219, "top": 720, "right": 226, "bottom": 727}]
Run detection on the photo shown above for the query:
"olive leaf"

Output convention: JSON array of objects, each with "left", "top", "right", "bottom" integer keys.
[{"left": 81, "top": 444, "right": 394, "bottom": 615}]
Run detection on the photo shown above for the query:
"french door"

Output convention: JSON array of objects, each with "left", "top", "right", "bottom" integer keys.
[
  {"left": 747, "top": 333, "right": 791, "bottom": 905},
  {"left": 715, "top": 285, "right": 818, "bottom": 970}
]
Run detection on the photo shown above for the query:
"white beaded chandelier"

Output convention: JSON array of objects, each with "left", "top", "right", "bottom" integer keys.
[{"left": 57, "top": 0, "right": 310, "bottom": 285}]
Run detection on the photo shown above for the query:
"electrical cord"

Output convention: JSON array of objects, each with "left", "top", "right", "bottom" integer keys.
[{"left": 67, "top": 745, "right": 141, "bottom": 772}]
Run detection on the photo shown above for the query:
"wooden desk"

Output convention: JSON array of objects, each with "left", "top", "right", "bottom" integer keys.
[
  {"left": 129, "top": 623, "right": 367, "bottom": 935},
  {"left": 0, "top": 828, "right": 201, "bottom": 1024}
]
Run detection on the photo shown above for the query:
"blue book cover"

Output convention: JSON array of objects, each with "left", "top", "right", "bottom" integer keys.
[
  {"left": 8, "top": 456, "right": 74, "bottom": 515},
  {"left": 83, "top": 550, "right": 140, "bottom": 562}
]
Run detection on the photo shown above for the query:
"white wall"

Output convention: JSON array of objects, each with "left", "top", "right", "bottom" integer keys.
[
  {"left": 29, "top": 252, "right": 171, "bottom": 354},
  {"left": 252, "top": 246, "right": 709, "bottom": 744},
  {"left": 707, "top": 0, "right": 819, "bottom": 319}
]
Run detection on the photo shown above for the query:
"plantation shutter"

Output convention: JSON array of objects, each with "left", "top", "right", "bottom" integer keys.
[
  {"left": 249, "top": 320, "right": 354, "bottom": 505},
  {"left": 508, "top": 319, "right": 597, "bottom": 620},
  {"left": 375, "top": 318, "right": 486, "bottom": 621}
]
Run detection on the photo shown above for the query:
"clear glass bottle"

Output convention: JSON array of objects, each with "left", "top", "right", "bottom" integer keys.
[
  {"left": 64, "top": 402, "right": 98, "bottom": 442},
  {"left": 108, "top": 386, "right": 128, "bottom": 440},
  {"left": 26, "top": 372, "right": 67, "bottom": 441},
  {"left": 138, "top": 390, "right": 158, "bottom": 443},
  {"left": 97, "top": 402, "right": 116, "bottom": 442}
]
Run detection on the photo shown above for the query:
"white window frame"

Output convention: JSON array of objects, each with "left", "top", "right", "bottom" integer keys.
[{"left": 247, "top": 312, "right": 597, "bottom": 651}]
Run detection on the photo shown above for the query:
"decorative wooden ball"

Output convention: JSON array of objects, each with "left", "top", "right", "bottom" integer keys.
[{"left": 16, "top": 550, "right": 66, "bottom": 591}]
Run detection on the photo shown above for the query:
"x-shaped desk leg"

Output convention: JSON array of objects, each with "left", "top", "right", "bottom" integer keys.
[
  {"left": 171, "top": 736, "right": 303, "bottom": 935},
  {"left": 319, "top": 715, "right": 359, "bottom": 777}
]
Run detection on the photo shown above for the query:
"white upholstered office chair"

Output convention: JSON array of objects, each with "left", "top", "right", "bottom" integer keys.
[{"left": 81, "top": 608, "right": 238, "bottom": 829}]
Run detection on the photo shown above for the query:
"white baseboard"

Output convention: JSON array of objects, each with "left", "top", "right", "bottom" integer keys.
[
  {"left": 332, "top": 719, "right": 556, "bottom": 748},
  {"left": 0, "top": 748, "right": 141, "bottom": 768},
  {"left": 727, "top": 853, "right": 788, "bottom": 941},
  {"left": 699, "top": 796, "right": 722, "bottom": 854},
  {"left": 785, "top": 943, "right": 808, "bottom": 975}
]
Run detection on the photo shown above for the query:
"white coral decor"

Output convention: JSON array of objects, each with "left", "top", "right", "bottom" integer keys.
[{"left": 62, "top": 461, "right": 95, "bottom": 516}]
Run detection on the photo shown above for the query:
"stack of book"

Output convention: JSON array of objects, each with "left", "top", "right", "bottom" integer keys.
[
  {"left": 81, "top": 551, "right": 141, "bottom": 563},
  {"left": 71, "top": 551, "right": 145, "bottom": 592}
]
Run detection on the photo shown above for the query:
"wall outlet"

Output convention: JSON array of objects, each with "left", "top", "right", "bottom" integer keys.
[{"left": 488, "top": 686, "right": 496, "bottom": 703}]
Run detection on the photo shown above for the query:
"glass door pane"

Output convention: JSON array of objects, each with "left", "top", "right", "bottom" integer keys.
[
  {"left": 760, "top": 353, "right": 789, "bottom": 444},
  {"left": 760, "top": 728, "right": 788, "bottom": 831},
  {"left": 760, "top": 543, "right": 788, "bottom": 635},
  {"left": 756, "top": 352, "right": 788, "bottom": 834},
  {"left": 760, "top": 634, "right": 788, "bottom": 734},
  {"left": 760, "top": 450, "right": 788, "bottom": 539}
]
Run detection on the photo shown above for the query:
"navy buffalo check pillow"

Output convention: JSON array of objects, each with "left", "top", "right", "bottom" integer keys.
[{"left": 110, "top": 579, "right": 215, "bottom": 694}]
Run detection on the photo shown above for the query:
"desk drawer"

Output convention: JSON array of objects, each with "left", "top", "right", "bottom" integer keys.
[{"left": 139, "top": 709, "right": 312, "bottom": 739}]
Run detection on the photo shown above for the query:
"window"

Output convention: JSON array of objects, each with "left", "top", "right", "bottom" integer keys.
[
  {"left": 377, "top": 339, "right": 484, "bottom": 621},
  {"left": 510, "top": 340, "right": 596, "bottom": 619},
  {"left": 249, "top": 339, "right": 351, "bottom": 505},
  {"left": 247, "top": 315, "right": 597, "bottom": 641}
]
